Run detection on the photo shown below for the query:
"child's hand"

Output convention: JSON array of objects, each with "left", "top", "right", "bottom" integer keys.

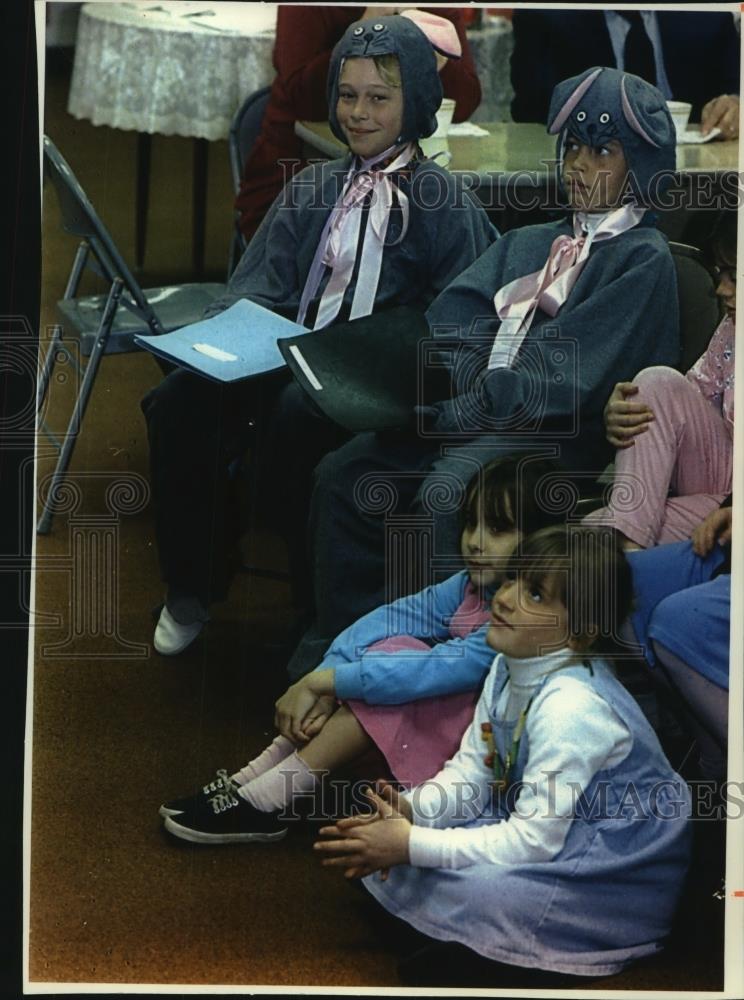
[
  {"left": 331, "top": 781, "right": 411, "bottom": 829},
  {"left": 374, "top": 779, "right": 413, "bottom": 823},
  {"left": 701, "top": 94, "right": 739, "bottom": 139},
  {"left": 691, "top": 507, "right": 732, "bottom": 557},
  {"left": 314, "top": 788, "right": 411, "bottom": 878},
  {"left": 274, "top": 679, "right": 327, "bottom": 743},
  {"left": 274, "top": 669, "right": 336, "bottom": 741},
  {"left": 603, "top": 381, "right": 655, "bottom": 448},
  {"left": 301, "top": 695, "right": 338, "bottom": 738}
]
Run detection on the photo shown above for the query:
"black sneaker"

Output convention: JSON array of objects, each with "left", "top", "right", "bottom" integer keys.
[
  {"left": 163, "top": 787, "right": 288, "bottom": 844},
  {"left": 159, "top": 768, "right": 239, "bottom": 819}
]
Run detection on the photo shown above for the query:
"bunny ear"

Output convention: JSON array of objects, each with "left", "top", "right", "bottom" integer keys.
[
  {"left": 400, "top": 9, "right": 462, "bottom": 58},
  {"left": 621, "top": 77, "right": 659, "bottom": 147},
  {"left": 620, "top": 73, "right": 675, "bottom": 149},
  {"left": 547, "top": 67, "right": 603, "bottom": 135}
]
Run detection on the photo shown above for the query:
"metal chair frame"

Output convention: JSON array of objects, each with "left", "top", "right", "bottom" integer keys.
[
  {"left": 227, "top": 85, "right": 272, "bottom": 277},
  {"left": 37, "top": 134, "right": 225, "bottom": 534}
]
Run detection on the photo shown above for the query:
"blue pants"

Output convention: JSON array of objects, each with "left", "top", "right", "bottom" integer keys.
[
  {"left": 628, "top": 540, "right": 731, "bottom": 777},
  {"left": 627, "top": 540, "right": 730, "bottom": 688}
]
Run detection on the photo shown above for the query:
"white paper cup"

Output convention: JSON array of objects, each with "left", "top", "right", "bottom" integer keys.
[
  {"left": 666, "top": 100, "right": 692, "bottom": 138},
  {"left": 433, "top": 97, "right": 456, "bottom": 138}
]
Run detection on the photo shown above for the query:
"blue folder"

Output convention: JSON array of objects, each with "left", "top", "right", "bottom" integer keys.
[{"left": 134, "top": 298, "right": 309, "bottom": 382}]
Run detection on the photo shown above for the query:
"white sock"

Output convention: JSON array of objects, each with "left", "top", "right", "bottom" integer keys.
[
  {"left": 231, "top": 735, "right": 296, "bottom": 786},
  {"left": 237, "top": 751, "right": 317, "bottom": 813}
]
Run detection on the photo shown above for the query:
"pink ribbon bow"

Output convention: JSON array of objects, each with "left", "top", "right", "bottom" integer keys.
[
  {"left": 488, "top": 203, "right": 646, "bottom": 369},
  {"left": 297, "top": 143, "right": 416, "bottom": 330}
]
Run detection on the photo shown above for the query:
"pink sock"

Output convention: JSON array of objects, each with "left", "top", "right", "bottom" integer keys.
[
  {"left": 238, "top": 751, "right": 317, "bottom": 813},
  {"left": 231, "top": 735, "right": 296, "bottom": 785}
]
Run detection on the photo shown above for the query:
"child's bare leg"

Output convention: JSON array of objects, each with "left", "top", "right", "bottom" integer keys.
[
  {"left": 297, "top": 704, "right": 372, "bottom": 771},
  {"left": 620, "top": 535, "right": 644, "bottom": 552},
  {"left": 240, "top": 705, "right": 372, "bottom": 813}
]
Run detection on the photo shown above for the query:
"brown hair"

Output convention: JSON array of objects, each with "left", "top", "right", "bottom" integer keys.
[
  {"left": 505, "top": 524, "right": 634, "bottom": 653},
  {"left": 709, "top": 208, "right": 738, "bottom": 269},
  {"left": 461, "top": 454, "right": 568, "bottom": 537}
]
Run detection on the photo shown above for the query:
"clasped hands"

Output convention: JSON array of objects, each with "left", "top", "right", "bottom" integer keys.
[
  {"left": 274, "top": 668, "right": 337, "bottom": 743},
  {"left": 314, "top": 780, "right": 413, "bottom": 880}
]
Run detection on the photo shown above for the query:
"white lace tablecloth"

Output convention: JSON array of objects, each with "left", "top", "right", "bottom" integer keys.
[
  {"left": 67, "top": 2, "right": 277, "bottom": 141},
  {"left": 68, "top": 5, "right": 515, "bottom": 140}
]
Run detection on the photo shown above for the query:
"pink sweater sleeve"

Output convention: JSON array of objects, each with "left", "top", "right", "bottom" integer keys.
[{"left": 685, "top": 314, "right": 736, "bottom": 433}]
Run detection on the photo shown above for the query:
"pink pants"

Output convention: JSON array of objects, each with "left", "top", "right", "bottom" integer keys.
[{"left": 586, "top": 367, "right": 732, "bottom": 548}]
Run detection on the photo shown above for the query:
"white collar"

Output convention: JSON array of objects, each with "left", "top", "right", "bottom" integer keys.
[
  {"left": 502, "top": 646, "right": 584, "bottom": 688},
  {"left": 576, "top": 210, "right": 616, "bottom": 236}
]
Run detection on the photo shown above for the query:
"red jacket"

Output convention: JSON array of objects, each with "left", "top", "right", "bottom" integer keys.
[{"left": 234, "top": 6, "right": 481, "bottom": 240}]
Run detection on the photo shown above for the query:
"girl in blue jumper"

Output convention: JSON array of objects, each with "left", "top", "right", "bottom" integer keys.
[
  {"left": 316, "top": 525, "right": 692, "bottom": 986},
  {"left": 160, "top": 455, "right": 565, "bottom": 843},
  {"left": 141, "top": 12, "right": 497, "bottom": 656}
]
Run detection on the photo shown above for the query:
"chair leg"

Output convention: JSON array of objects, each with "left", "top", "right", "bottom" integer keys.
[
  {"left": 63, "top": 241, "right": 90, "bottom": 299},
  {"left": 37, "top": 279, "right": 124, "bottom": 535},
  {"left": 135, "top": 133, "right": 152, "bottom": 271},
  {"left": 37, "top": 238, "right": 90, "bottom": 412},
  {"left": 37, "top": 238, "right": 90, "bottom": 414},
  {"left": 36, "top": 324, "right": 63, "bottom": 417},
  {"left": 192, "top": 138, "right": 208, "bottom": 277}
]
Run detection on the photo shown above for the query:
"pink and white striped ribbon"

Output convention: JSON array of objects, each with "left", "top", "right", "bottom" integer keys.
[
  {"left": 297, "top": 143, "right": 416, "bottom": 330},
  {"left": 488, "top": 203, "right": 646, "bottom": 369}
]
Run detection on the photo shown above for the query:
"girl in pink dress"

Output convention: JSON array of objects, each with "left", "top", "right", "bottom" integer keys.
[
  {"left": 585, "top": 210, "right": 735, "bottom": 549},
  {"left": 160, "top": 454, "right": 566, "bottom": 844}
]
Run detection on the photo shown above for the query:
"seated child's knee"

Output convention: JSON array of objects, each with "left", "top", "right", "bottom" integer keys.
[
  {"left": 142, "top": 368, "right": 222, "bottom": 427},
  {"left": 633, "top": 365, "right": 686, "bottom": 396},
  {"left": 313, "top": 448, "right": 344, "bottom": 492}
]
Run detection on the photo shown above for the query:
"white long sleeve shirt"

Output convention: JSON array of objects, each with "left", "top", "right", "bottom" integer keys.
[{"left": 407, "top": 648, "right": 632, "bottom": 869}]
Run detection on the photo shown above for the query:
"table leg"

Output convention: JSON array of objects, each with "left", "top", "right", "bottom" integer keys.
[
  {"left": 193, "top": 138, "right": 208, "bottom": 277},
  {"left": 135, "top": 132, "right": 152, "bottom": 271}
]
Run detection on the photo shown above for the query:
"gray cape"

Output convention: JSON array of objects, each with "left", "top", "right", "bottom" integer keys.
[
  {"left": 424, "top": 216, "right": 679, "bottom": 456},
  {"left": 207, "top": 155, "right": 498, "bottom": 325}
]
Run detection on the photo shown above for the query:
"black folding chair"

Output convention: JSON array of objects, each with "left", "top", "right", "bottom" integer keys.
[
  {"left": 37, "top": 134, "right": 226, "bottom": 534},
  {"left": 227, "top": 85, "right": 271, "bottom": 277},
  {"left": 668, "top": 240, "right": 722, "bottom": 374}
]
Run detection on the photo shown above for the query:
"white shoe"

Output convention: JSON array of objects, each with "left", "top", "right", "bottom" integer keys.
[{"left": 153, "top": 605, "right": 204, "bottom": 655}]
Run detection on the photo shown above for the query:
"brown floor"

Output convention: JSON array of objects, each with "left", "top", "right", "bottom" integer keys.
[{"left": 28, "top": 52, "right": 726, "bottom": 990}]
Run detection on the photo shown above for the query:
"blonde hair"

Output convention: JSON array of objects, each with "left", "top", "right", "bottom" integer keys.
[{"left": 372, "top": 54, "right": 402, "bottom": 88}]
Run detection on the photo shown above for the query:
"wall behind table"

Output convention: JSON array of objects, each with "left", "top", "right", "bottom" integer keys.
[{"left": 468, "top": 15, "right": 514, "bottom": 123}]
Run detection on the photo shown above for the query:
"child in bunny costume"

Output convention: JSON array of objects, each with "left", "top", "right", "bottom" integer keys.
[{"left": 292, "top": 65, "right": 681, "bottom": 680}]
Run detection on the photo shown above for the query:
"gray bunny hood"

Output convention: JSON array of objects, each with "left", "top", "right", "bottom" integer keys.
[
  {"left": 327, "top": 14, "right": 442, "bottom": 146},
  {"left": 547, "top": 66, "right": 677, "bottom": 205}
]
